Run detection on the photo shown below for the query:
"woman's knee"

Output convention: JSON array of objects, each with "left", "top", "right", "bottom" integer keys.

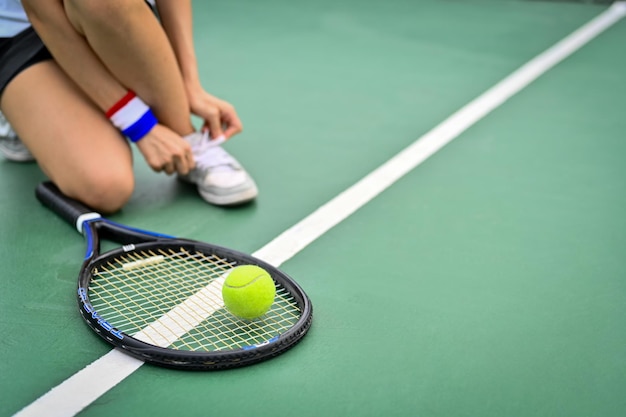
[
  {"left": 63, "top": 0, "right": 145, "bottom": 33},
  {"left": 59, "top": 171, "right": 135, "bottom": 214}
]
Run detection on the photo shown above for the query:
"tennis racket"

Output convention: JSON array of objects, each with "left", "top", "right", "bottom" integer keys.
[{"left": 35, "top": 181, "right": 313, "bottom": 370}]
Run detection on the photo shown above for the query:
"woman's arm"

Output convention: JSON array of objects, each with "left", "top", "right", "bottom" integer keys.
[
  {"left": 21, "top": 0, "right": 195, "bottom": 175},
  {"left": 155, "top": 0, "right": 243, "bottom": 139},
  {"left": 152, "top": 0, "right": 200, "bottom": 94}
]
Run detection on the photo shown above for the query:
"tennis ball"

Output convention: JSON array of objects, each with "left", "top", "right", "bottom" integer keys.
[{"left": 222, "top": 265, "right": 276, "bottom": 320}]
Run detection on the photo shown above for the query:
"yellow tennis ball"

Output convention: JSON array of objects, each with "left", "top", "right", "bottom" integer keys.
[{"left": 222, "top": 265, "right": 276, "bottom": 320}]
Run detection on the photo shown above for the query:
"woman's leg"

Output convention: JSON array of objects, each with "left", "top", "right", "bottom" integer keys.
[
  {"left": 62, "top": 0, "right": 194, "bottom": 135},
  {"left": 0, "top": 60, "right": 134, "bottom": 213}
]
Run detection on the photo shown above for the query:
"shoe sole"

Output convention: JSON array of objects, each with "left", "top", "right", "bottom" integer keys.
[
  {"left": 198, "top": 184, "right": 259, "bottom": 206},
  {"left": 0, "top": 148, "right": 35, "bottom": 162}
]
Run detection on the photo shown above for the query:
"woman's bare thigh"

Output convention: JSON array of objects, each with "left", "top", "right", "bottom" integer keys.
[{"left": 1, "top": 60, "right": 135, "bottom": 211}]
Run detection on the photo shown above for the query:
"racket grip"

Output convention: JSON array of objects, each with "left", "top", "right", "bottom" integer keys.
[{"left": 35, "top": 182, "right": 97, "bottom": 229}]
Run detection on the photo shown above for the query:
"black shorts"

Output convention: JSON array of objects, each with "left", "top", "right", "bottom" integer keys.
[{"left": 0, "top": 27, "right": 52, "bottom": 99}]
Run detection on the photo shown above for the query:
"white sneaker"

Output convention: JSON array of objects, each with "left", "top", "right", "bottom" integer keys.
[
  {"left": 0, "top": 111, "right": 35, "bottom": 162},
  {"left": 180, "top": 131, "right": 258, "bottom": 206}
]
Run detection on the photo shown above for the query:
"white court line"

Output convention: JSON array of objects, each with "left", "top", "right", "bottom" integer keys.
[
  {"left": 132, "top": 276, "right": 226, "bottom": 347},
  {"left": 14, "top": 3, "right": 626, "bottom": 416}
]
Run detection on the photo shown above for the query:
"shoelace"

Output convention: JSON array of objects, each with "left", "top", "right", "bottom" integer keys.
[{"left": 190, "top": 132, "right": 238, "bottom": 172}]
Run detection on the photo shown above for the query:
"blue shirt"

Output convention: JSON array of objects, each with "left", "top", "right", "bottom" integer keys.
[{"left": 0, "top": 0, "right": 30, "bottom": 37}]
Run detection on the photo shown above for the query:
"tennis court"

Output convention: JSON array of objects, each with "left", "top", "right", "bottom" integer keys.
[{"left": 2, "top": 0, "right": 625, "bottom": 416}]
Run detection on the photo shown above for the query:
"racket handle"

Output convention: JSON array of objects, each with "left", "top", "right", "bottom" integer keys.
[{"left": 35, "top": 182, "right": 97, "bottom": 229}]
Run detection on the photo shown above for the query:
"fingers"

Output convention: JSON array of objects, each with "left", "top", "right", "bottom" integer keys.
[
  {"left": 164, "top": 144, "right": 194, "bottom": 175},
  {"left": 222, "top": 108, "right": 243, "bottom": 139},
  {"left": 153, "top": 144, "right": 193, "bottom": 176},
  {"left": 191, "top": 94, "right": 243, "bottom": 140},
  {"left": 136, "top": 124, "right": 195, "bottom": 176},
  {"left": 203, "top": 106, "right": 243, "bottom": 140},
  {"left": 162, "top": 162, "right": 175, "bottom": 175},
  {"left": 185, "top": 144, "right": 196, "bottom": 170},
  {"left": 172, "top": 146, "right": 195, "bottom": 175},
  {"left": 204, "top": 107, "right": 224, "bottom": 140}
]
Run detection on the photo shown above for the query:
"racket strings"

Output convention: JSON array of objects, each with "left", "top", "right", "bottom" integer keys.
[
  {"left": 173, "top": 287, "right": 301, "bottom": 351},
  {"left": 129, "top": 249, "right": 227, "bottom": 327},
  {"left": 88, "top": 247, "right": 302, "bottom": 352},
  {"left": 93, "top": 248, "right": 231, "bottom": 345},
  {"left": 92, "top": 249, "right": 220, "bottom": 332}
]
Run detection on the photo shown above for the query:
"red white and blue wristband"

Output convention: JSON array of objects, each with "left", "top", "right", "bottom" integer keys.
[{"left": 106, "top": 91, "right": 158, "bottom": 143}]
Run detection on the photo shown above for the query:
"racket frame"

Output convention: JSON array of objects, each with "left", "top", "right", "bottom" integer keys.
[{"left": 36, "top": 182, "right": 313, "bottom": 370}]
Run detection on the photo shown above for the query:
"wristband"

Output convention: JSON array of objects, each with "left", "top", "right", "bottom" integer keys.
[{"left": 106, "top": 91, "right": 158, "bottom": 143}]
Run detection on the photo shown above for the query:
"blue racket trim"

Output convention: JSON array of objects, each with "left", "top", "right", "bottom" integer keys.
[
  {"left": 78, "top": 287, "right": 124, "bottom": 340},
  {"left": 83, "top": 224, "right": 96, "bottom": 260},
  {"left": 103, "top": 218, "right": 175, "bottom": 239},
  {"left": 82, "top": 218, "right": 174, "bottom": 259}
]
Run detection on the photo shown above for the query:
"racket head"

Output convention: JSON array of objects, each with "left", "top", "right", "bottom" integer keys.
[
  {"left": 77, "top": 223, "right": 313, "bottom": 370},
  {"left": 36, "top": 181, "right": 313, "bottom": 370}
]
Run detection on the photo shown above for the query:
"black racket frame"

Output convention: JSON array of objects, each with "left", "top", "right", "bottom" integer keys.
[{"left": 36, "top": 181, "right": 313, "bottom": 370}]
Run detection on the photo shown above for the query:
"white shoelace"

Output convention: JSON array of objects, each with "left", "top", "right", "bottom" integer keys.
[{"left": 189, "top": 132, "right": 238, "bottom": 172}]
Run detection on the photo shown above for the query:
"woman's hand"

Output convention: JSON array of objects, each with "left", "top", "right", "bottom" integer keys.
[
  {"left": 187, "top": 88, "right": 243, "bottom": 141},
  {"left": 135, "top": 124, "right": 195, "bottom": 175}
]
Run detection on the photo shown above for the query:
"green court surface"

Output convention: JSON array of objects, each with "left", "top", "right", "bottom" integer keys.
[{"left": 1, "top": 1, "right": 625, "bottom": 416}]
